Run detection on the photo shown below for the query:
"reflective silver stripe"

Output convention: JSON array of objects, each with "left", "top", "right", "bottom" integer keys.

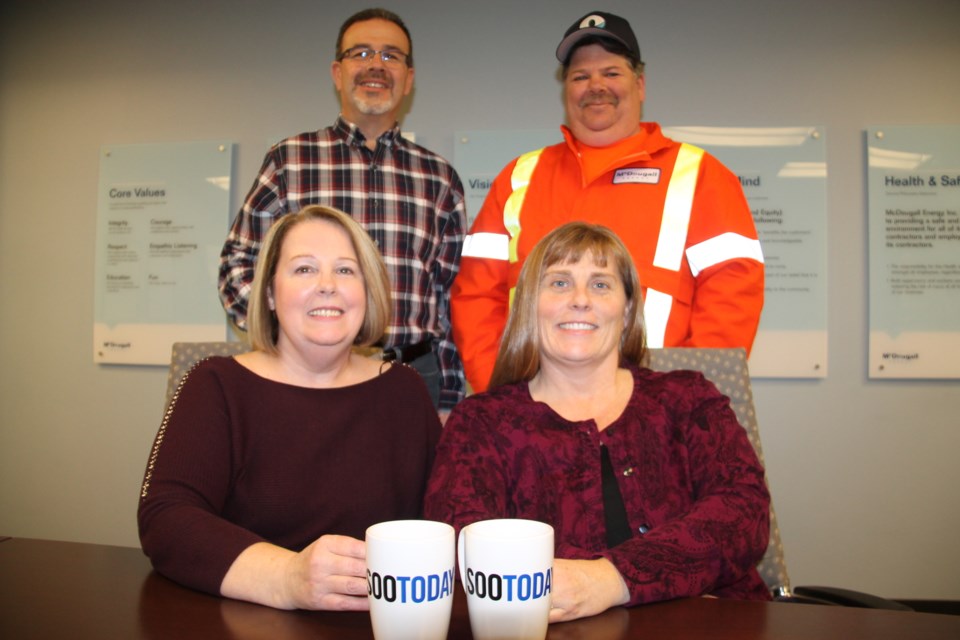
[
  {"left": 643, "top": 288, "right": 672, "bottom": 349},
  {"left": 652, "top": 144, "right": 704, "bottom": 272},
  {"left": 686, "top": 233, "right": 765, "bottom": 277},
  {"left": 462, "top": 232, "right": 510, "bottom": 260},
  {"left": 505, "top": 148, "right": 546, "bottom": 263}
]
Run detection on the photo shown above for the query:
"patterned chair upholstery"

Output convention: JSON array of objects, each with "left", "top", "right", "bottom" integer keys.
[
  {"left": 164, "top": 341, "right": 250, "bottom": 410},
  {"left": 646, "top": 347, "right": 791, "bottom": 597}
]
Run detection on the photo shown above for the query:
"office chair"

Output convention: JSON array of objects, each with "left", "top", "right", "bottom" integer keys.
[
  {"left": 646, "top": 347, "right": 913, "bottom": 610},
  {"left": 164, "top": 341, "right": 251, "bottom": 410}
]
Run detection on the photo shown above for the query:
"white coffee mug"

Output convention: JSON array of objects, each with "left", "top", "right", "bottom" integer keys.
[
  {"left": 458, "top": 518, "right": 554, "bottom": 640},
  {"left": 366, "top": 519, "right": 455, "bottom": 640}
]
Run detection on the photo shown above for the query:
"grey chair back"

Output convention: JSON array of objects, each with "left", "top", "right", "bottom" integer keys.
[
  {"left": 164, "top": 341, "right": 251, "bottom": 410},
  {"left": 646, "top": 347, "right": 790, "bottom": 596}
]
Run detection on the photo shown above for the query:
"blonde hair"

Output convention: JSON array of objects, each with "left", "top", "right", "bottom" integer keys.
[
  {"left": 246, "top": 205, "right": 391, "bottom": 354},
  {"left": 489, "top": 222, "right": 647, "bottom": 388}
]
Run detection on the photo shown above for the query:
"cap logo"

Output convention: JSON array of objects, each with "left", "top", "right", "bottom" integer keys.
[{"left": 580, "top": 14, "right": 606, "bottom": 30}]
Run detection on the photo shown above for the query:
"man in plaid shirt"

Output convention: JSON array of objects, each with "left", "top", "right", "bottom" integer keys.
[{"left": 218, "top": 8, "right": 466, "bottom": 416}]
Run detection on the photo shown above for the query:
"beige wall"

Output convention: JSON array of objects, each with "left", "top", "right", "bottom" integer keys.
[{"left": 2, "top": 0, "right": 958, "bottom": 599}]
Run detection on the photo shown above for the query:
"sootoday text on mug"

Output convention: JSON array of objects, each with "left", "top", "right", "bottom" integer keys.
[
  {"left": 366, "top": 519, "right": 455, "bottom": 640},
  {"left": 458, "top": 518, "right": 554, "bottom": 640}
]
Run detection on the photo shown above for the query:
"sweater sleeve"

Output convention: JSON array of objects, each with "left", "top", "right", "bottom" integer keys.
[
  {"left": 137, "top": 360, "right": 264, "bottom": 595},
  {"left": 601, "top": 375, "right": 771, "bottom": 604}
]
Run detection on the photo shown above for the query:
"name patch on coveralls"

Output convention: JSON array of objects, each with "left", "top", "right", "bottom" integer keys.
[{"left": 613, "top": 168, "right": 661, "bottom": 184}]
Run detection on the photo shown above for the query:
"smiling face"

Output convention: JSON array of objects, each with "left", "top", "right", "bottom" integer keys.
[
  {"left": 563, "top": 43, "right": 644, "bottom": 147},
  {"left": 269, "top": 219, "right": 366, "bottom": 356},
  {"left": 536, "top": 250, "right": 628, "bottom": 372},
  {"left": 331, "top": 18, "right": 414, "bottom": 126}
]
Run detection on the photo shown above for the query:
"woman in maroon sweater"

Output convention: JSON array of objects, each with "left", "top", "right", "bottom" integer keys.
[
  {"left": 425, "top": 222, "right": 770, "bottom": 622},
  {"left": 139, "top": 205, "right": 440, "bottom": 610}
]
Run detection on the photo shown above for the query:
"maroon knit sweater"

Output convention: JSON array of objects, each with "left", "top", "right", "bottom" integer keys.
[{"left": 139, "top": 357, "right": 440, "bottom": 595}]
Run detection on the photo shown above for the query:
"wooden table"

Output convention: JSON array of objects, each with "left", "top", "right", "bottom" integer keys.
[{"left": 1, "top": 537, "right": 958, "bottom": 639}]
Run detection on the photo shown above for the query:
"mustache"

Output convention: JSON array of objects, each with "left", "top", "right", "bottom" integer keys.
[
  {"left": 353, "top": 69, "right": 392, "bottom": 88},
  {"left": 580, "top": 92, "right": 617, "bottom": 108}
]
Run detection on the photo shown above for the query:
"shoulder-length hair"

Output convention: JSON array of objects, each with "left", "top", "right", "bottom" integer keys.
[
  {"left": 246, "top": 205, "right": 391, "bottom": 354},
  {"left": 488, "top": 221, "right": 647, "bottom": 388}
]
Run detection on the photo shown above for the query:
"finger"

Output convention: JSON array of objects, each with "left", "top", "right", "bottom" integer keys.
[
  {"left": 323, "top": 534, "right": 367, "bottom": 559},
  {"left": 307, "top": 537, "right": 366, "bottom": 578},
  {"left": 304, "top": 575, "right": 370, "bottom": 610},
  {"left": 325, "top": 553, "right": 367, "bottom": 580},
  {"left": 331, "top": 574, "right": 372, "bottom": 598},
  {"left": 312, "top": 593, "right": 371, "bottom": 612}
]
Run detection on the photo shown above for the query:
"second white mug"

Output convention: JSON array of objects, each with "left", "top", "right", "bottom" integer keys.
[{"left": 458, "top": 518, "right": 554, "bottom": 640}]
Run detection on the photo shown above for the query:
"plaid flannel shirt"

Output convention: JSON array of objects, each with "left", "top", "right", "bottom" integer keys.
[{"left": 219, "top": 117, "right": 466, "bottom": 408}]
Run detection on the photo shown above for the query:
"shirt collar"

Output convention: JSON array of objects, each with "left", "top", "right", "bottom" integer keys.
[
  {"left": 334, "top": 115, "right": 402, "bottom": 148},
  {"left": 561, "top": 122, "right": 675, "bottom": 185}
]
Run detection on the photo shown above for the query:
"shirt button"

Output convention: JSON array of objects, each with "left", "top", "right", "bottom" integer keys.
[{"left": 622, "top": 467, "right": 634, "bottom": 476}]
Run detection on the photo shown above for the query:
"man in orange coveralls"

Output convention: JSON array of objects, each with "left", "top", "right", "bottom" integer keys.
[{"left": 452, "top": 10, "right": 765, "bottom": 393}]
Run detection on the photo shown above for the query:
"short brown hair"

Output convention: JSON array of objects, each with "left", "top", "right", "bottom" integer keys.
[
  {"left": 247, "top": 205, "right": 391, "bottom": 354},
  {"left": 489, "top": 222, "right": 647, "bottom": 388},
  {"left": 335, "top": 8, "right": 414, "bottom": 67}
]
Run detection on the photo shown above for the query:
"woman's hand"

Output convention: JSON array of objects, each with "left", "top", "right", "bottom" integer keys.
[
  {"left": 549, "top": 557, "right": 630, "bottom": 623},
  {"left": 283, "top": 535, "right": 369, "bottom": 610},
  {"left": 221, "top": 535, "right": 369, "bottom": 611}
]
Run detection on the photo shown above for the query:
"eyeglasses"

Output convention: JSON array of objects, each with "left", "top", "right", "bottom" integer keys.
[{"left": 337, "top": 46, "right": 410, "bottom": 67}]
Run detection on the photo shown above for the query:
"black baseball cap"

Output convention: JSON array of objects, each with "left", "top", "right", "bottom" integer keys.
[{"left": 555, "top": 11, "right": 642, "bottom": 64}]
